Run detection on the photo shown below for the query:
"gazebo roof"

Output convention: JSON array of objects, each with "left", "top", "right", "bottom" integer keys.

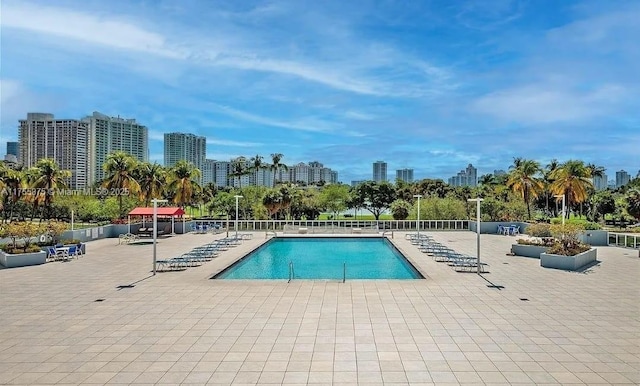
[{"left": 128, "top": 207, "right": 185, "bottom": 216}]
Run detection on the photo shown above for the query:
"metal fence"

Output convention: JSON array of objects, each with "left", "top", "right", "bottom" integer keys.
[
  {"left": 193, "top": 219, "right": 470, "bottom": 232},
  {"left": 608, "top": 232, "right": 640, "bottom": 249}
]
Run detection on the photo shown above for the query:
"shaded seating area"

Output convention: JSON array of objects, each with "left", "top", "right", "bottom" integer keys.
[
  {"left": 46, "top": 244, "right": 83, "bottom": 262},
  {"left": 127, "top": 207, "right": 186, "bottom": 236}
]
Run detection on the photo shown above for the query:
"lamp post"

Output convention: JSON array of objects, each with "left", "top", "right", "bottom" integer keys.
[
  {"left": 152, "top": 198, "right": 168, "bottom": 275},
  {"left": 413, "top": 194, "right": 422, "bottom": 238},
  {"left": 467, "top": 198, "right": 484, "bottom": 274},
  {"left": 554, "top": 195, "right": 566, "bottom": 225},
  {"left": 234, "top": 195, "right": 243, "bottom": 239}
]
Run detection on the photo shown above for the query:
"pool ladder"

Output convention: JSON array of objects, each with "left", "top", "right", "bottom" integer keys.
[{"left": 288, "top": 261, "right": 294, "bottom": 283}]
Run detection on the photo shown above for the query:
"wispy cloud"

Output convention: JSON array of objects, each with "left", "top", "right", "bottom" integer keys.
[{"left": 206, "top": 138, "right": 263, "bottom": 147}]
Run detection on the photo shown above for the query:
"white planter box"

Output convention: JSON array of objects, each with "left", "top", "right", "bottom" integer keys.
[
  {"left": 0, "top": 250, "right": 47, "bottom": 268},
  {"left": 512, "top": 244, "right": 548, "bottom": 258},
  {"left": 540, "top": 248, "right": 598, "bottom": 271}
]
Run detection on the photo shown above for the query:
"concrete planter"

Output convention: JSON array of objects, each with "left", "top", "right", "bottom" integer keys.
[
  {"left": 511, "top": 244, "right": 548, "bottom": 258},
  {"left": 540, "top": 248, "right": 598, "bottom": 271},
  {"left": 0, "top": 250, "right": 47, "bottom": 268}
]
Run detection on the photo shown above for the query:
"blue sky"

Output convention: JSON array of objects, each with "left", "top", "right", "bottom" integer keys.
[{"left": 1, "top": 0, "right": 638, "bottom": 183}]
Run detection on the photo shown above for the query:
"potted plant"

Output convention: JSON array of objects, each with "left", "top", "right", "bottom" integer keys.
[
  {"left": 540, "top": 223, "right": 597, "bottom": 271},
  {"left": 511, "top": 223, "right": 553, "bottom": 258},
  {"left": 0, "top": 222, "right": 48, "bottom": 268}
]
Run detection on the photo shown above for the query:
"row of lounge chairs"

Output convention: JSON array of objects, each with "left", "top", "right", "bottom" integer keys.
[
  {"left": 406, "top": 233, "right": 488, "bottom": 273},
  {"left": 156, "top": 234, "right": 253, "bottom": 272}
]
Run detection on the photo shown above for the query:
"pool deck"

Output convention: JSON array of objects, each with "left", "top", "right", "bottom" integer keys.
[{"left": 0, "top": 231, "right": 638, "bottom": 385}]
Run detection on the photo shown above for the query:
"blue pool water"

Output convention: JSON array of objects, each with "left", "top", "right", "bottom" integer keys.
[{"left": 216, "top": 237, "right": 422, "bottom": 279}]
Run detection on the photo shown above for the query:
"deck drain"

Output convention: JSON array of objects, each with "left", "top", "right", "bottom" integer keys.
[
  {"left": 519, "top": 298, "right": 529, "bottom": 301},
  {"left": 94, "top": 299, "right": 105, "bottom": 302}
]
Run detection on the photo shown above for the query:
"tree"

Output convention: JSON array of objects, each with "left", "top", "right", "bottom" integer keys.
[
  {"left": 136, "top": 162, "right": 166, "bottom": 207},
  {"left": 31, "top": 158, "right": 71, "bottom": 219},
  {"left": 229, "top": 157, "right": 250, "bottom": 188},
  {"left": 506, "top": 158, "right": 544, "bottom": 219},
  {"left": 626, "top": 188, "right": 640, "bottom": 222},
  {"left": 168, "top": 160, "right": 201, "bottom": 207},
  {"left": 319, "top": 184, "right": 350, "bottom": 219},
  {"left": 270, "top": 153, "right": 288, "bottom": 187},
  {"left": 352, "top": 181, "right": 396, "bottom": 220},
  {"left": 589, "top": 190, "right": 616, "bottom": 222},
  {"left": 250, "top": 154, "right": 265, "bottom": 175},
  {"left": 550, "top": 160, "right": 593, "bottom": 217},
  {"left": 103, "top": 151, "right": 140, "bottom": 218},
  {"left": 0, "top": 165, "right": 26, "bottom": 222},
  {"left": 390, "top": 199, "right": 411, "bottom": 220}
]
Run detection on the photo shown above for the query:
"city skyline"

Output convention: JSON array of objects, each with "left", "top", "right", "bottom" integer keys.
[{"left": 1, "top": 1, "right": 638, "bottom": 183}]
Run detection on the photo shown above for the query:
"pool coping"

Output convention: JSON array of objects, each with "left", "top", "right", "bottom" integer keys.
[{"left": 210, "top": 235, "right": 428, "bottom": 280}]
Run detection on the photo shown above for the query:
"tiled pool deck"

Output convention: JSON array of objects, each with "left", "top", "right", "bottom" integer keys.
[{"left": 0, "top": 231, "right": 638, "bottom": 385}]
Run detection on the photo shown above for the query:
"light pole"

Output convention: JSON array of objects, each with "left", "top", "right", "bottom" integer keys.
[
  {"left": 413, "top": 194, "right": 422, "bottom": 238},
  {"left": 152, "top": 198, "right": 168, "bottom": 275},
  {"left": 234, "top": 195, "right": 243, "bottom": 239},
  {"left": 467, "top": 198, "right": 484, "bottom": 274},
  {"left": 554, "top": 195, "right": 565, "bottom": 225}
]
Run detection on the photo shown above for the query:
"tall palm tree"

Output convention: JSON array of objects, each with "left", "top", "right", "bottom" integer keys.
[
  {"left": 270, "top": 153, "right": 288, "bottom": 187},
  {"left": 229, "top": 157, "right": 250, "bottom": 188},
  {"left": 103, "top": 151, "right": 140, "bottom": 218},
  {"left": 506, "top": 159, "right": 544, "bottom": 219},
  {"left": 136, "top": 162, "right": 166, "bottom": 207},
  {"left": 0, "top": 164, "right": 26, "bottom": 222},
  {"left": 31, "top": 158, "right": 71, "bottom": 219},
  {"left": 250, "top": 154, "right": 265, "bottom": 174},
  {"left": 550, "top": 160, "right": 593, "bottom": 219},
  {"left": 168, "top": 160, "right": 201, "bottom": 207}
]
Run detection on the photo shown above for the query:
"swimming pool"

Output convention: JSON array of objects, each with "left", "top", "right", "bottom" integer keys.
[{"left": 215, "top": 237, "right": 422, "bottom": 279}]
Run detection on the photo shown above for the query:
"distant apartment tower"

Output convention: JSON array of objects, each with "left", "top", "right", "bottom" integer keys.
[
  {"left": 448, "top": 164, "right": 478, "bottom": 187},
  {"left": 164, "top": 132, "right": 206, "bottom": 171},
  {"left": 396, "top": 168, "right": 414, "bottom": 183},
  {"left": 214, "top": 161, "right": 230, "bottom": 188},
  {"left": 202, "top": 159, "right": 216, "bottom": 185},
  {"left": 616, "top": 170, "right": 630, "bottom": 188},
  {"left": 593, "top": 173, "right": 608, "bottom": 191},
  {"left": 18, "top": 113, "right": 89, "bottom": 189},
  {"left": 5, "top": 141, "right": 19, "bottom": 163},
  {"left": 373, "top": 161, "right": 387, "bottom": 182},
  {"left": 6, "top": 141, "right": 18, "bottom": 157},
  {"left": 83, "top": 111, "right": 148, "bottom": 185}
]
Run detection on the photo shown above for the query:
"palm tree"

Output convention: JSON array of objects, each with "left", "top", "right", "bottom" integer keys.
[
  {"left": 250, "top": 154, "right": 265, "bottom": 174},
  {"left": 30, "top": 158, "right": 71, "bottom": 219},
  {"left": 270, "top": 153, "right": 288, "bottom": 187},
  {"left": 506, "top": 159, "right": 544, "bottom": 219},
  {"left": 136, "top": 162, "right": 166, "bottom": 207},
  {"left": 550, "top": 160, "right": 593, "bottom": 219},
  {"left": 103, "top": 151, "right": 140, "bottom": 218},
  {"left": 168, "top": 160, "right": 201, "bottom": 207},
  {"left": 229, "top": 157, "right": 250, "bottom": 188},
  {"left": 0, "top": 164, "right": 26, "bottom": 222}
]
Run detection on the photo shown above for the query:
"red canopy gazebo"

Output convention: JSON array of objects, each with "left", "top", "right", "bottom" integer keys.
[{"left": 127, "top": 207, "right": 186, "bottom": 234}]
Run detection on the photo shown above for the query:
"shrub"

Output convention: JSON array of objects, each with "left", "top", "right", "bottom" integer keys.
[
  {"left": 0, "top": 222, "right": 47, "bottom": 253},
  {"left": 516, "top": 238, "right": 554, "bottom": 247},
  {"left": 550, "top": 217, "right": 601, "bottom": 230},
  {"left": 547, "top": 223, "right": 591, "bottom": 256},
  {"left": 525, "top": 223, "right": 552, "bottom": 238}
]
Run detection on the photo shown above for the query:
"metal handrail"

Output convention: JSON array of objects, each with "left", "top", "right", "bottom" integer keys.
[
  {"left": 288, "top": 261, "right": 294, "bottom": 282},
  {"left": 382, "top": 231, "right": 394, "bottom": 238},
  {"left": 342, "top": 262, "right": 346, "bottom": 283}
]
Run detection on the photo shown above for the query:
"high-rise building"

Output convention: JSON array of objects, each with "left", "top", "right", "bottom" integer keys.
[
  {"left": 593, "top": 173, "right": 608, "bottom": 191},
  {"left": 373, "top": 161, "right": 387, "bottom": 182},
  {"left": 163, "top": 132, "right": 206, "bottom": 172},
  {"left": 448, "top": 164, "right": 478, "bottom": 187},
  {"left": 84, "top": 111, "right": 148, "bottom": 185},
  {"left": 19, "top": 113, "right": 89, "bottom": 189},
  {"left": 396, "top": 168, "right": 414, "bottom": 183},
  {"left": 202, "top": 159, "right": 216, "bottom": 185},
  {"left": 6, "top": 141, "right": 18, "bottom": 157},
  {"left": 214, "top": 161, "right": 230, "bottom": 188},
  {"left": 616, "top": 170, "right": 630, "bottom": 188}
]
